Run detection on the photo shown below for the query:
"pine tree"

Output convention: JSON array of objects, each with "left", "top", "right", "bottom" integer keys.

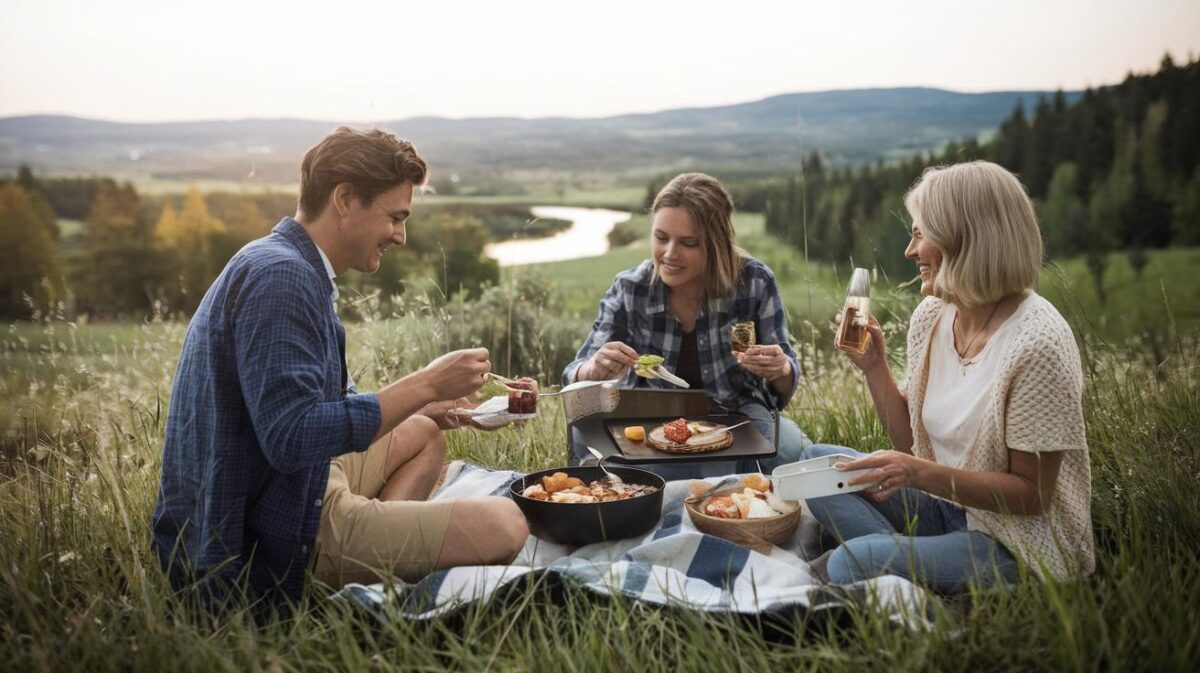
[
  {"left": 1042, "top": 163, "right": 1084, "bottom": 257},
  {"left": 1025, "top": 97, "right": 1056, "bottom": 198},
  {"left": 994, "top": 102, "right": 1027, "bottom": 173},
  {"left": 1171, "top": 169, "right": 1200, "bottom": 245}
]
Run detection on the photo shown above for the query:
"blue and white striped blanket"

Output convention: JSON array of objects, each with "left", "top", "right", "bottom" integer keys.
[{"left": 331, "top": 462, "right": 932, "bottom": 627}]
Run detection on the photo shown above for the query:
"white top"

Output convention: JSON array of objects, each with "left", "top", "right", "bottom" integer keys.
[
  {"left": 312, "top": 242, "right": 353, "bottom": 390},
  {"left": 904, "top": 292, "right": 1094, "bottom": 580},
  {"left": 314, "top": 244, "right": 339, "bottom": 302},
  {"left": 922, "top": 296, "right": 1031, "bottom": 468}
]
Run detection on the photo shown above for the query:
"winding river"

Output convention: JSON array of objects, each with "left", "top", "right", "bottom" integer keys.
[{"left": 484, "top": 206, "right": 632, "bottom": 267}]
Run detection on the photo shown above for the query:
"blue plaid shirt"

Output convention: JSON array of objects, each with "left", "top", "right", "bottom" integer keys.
[
  {"left": 152, "top": 217, "right": 381, "bottom": 603},
  {"left": 563, "top": 257, "right": 800, "bottom": 411}
]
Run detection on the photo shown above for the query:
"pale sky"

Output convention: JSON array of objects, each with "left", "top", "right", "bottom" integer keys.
[{"left": 2, "top": 0, "right": 1198, "bottom": 123}]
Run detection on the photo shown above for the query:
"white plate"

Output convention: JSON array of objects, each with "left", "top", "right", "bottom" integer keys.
[{"left": 467, "top": 395, "right": 538, "bottom": 428}]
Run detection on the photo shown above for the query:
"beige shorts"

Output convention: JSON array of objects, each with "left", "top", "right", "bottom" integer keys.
[{"left": 312, "top": 435, "right": 455, "bottom": 587}]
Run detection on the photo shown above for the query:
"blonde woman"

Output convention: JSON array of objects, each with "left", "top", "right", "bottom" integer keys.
[
  {"left": 802, "top": 161, "right": 1094, "bottom": 592},
  {"left": 565, "top": 173, "right": 810, "bottom": 479}
]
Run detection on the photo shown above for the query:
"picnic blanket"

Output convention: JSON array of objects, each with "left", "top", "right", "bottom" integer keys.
[{"left": 331, "top": 462, "right": 933, "bottom": 627}]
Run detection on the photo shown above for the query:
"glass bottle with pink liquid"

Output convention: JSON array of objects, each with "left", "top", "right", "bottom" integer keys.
[{"left": 835, "top": 268, "right": 871, "bottom": 355}]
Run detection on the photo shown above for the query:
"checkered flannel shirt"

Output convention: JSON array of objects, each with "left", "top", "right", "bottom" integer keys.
[
  {"left": 152, "top": 217, "right": 381, "bottom": 604},
  {"left": 563, "top": 258, "right": 800, "bottom": 411}
]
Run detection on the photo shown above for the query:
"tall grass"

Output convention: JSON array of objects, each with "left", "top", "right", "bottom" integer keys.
[{"left": 2, "top": 247, "right": 1198, "bottom": 671}]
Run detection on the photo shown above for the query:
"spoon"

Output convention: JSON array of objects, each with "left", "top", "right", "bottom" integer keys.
[
  {"left": 489, "top": 373, "right": 576, "bottom": 397},
  {"left": 585, "top": 446, "right": 624, "bottom": 485},
  {"left": 684, "top": 476, "right": 740, "bottom": 504}
]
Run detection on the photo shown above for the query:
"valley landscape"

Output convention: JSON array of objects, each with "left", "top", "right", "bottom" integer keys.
[{"left": 1, "top": 37, "right": 1198, "bottom": 673}]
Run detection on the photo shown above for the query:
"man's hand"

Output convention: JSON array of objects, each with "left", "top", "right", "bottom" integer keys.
[
  {"left": 421, "top": 348, "right": 491, "bottom": 401},
  {"left": 418, "top": 397, "right": 495, "bottom": 431}
]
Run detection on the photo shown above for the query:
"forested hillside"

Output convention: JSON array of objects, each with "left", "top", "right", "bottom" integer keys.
[
  {"left": 0, "top": 171, "right": 540, "bottom": 319},
  {"left": 747, "top": 55, "right": 1199, "bottom": 284}
]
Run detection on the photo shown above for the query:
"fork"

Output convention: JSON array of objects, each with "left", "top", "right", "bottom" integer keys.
[
  {"left": 488, "top": 374, "right": 566, "bottom": 397},
  {"left": 485, "top": 372, "right": 527, "bottom": 393},
  {"left": 701, "top": 419, "right": 753, "bottom": 434},
  {"left": 585, "top": 446, "right": 624, "bottom": 485}
]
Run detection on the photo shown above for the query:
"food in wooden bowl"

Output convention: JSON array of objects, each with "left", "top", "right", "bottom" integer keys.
[
  {"left": 684, "top": 475, "right": 801, "bottom": 553},
  {"left": 521, "top": 471, "right": 660, "bottom": 503}
]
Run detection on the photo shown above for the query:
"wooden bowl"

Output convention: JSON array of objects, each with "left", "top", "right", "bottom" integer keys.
[{"left": 684, "top": 487, "right": 802, "bottom": 554}]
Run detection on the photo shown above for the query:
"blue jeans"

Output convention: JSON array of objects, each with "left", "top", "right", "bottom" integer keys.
[
  {"left": 801, "top": 444, "right": 1020, "bottom": 594},
  {"left": 569, "top": 402, "right": 810, "bottom": 480}
]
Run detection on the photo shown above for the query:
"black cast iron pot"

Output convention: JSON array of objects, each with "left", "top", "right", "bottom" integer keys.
[{"left": 509, "top": 465, "right": 665, "bottom": 546}]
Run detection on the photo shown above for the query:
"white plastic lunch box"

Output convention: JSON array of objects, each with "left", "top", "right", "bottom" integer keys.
[{"left": 769, "top": 454, "right": 872, "bottom": 500}]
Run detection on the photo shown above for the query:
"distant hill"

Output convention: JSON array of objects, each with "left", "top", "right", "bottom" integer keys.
[{"left": 0, "top": 88, "right": 1079, "bottom": 184}]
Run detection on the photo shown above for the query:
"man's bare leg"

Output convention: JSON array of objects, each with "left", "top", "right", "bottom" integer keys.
[
  {"left": 377, "top": 415, "right": 446, "bottom": 502},
  {"left": 368, "top": 415, "right": 528, "bottom": 568},
  {"left": 435, "top": 497, "right": 529, "bottom": 568}
]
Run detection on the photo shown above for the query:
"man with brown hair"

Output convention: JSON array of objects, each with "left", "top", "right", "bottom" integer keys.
[{"left": 151, "top": 127, "right": 528, "bottom": 606}]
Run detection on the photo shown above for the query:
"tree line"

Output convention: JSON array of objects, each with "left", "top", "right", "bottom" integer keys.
[
  {"left": 735, "top": 54, "right": 1199, "bottom": 297},
  {"left": 0, "top": 172, "right": 503, "bottom": 320}
]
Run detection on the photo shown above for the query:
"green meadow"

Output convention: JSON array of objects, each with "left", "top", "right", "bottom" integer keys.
[{"left": 2, "top": 216, "right": 1198, "bottom": 671}]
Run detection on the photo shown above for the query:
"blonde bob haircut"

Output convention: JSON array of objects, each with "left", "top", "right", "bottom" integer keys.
[
  {"left": 651, "top": 173, "right": 745, "bottom": 300},
  {"left": 904, "top": 161, "right": 1043, "bottom": 308}
]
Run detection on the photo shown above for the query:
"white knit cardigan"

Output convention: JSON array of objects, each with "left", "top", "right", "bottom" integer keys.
[{"left": 904, "top": 294, "right": 1095, "bottom": 580}]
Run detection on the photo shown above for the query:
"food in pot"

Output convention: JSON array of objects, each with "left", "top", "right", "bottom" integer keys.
[
  {"left": 521, "top": 471, "right": 660, "bottom": 503},
  {"left": 540, "top": 472, "right": 583, "bottom": 493}
]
